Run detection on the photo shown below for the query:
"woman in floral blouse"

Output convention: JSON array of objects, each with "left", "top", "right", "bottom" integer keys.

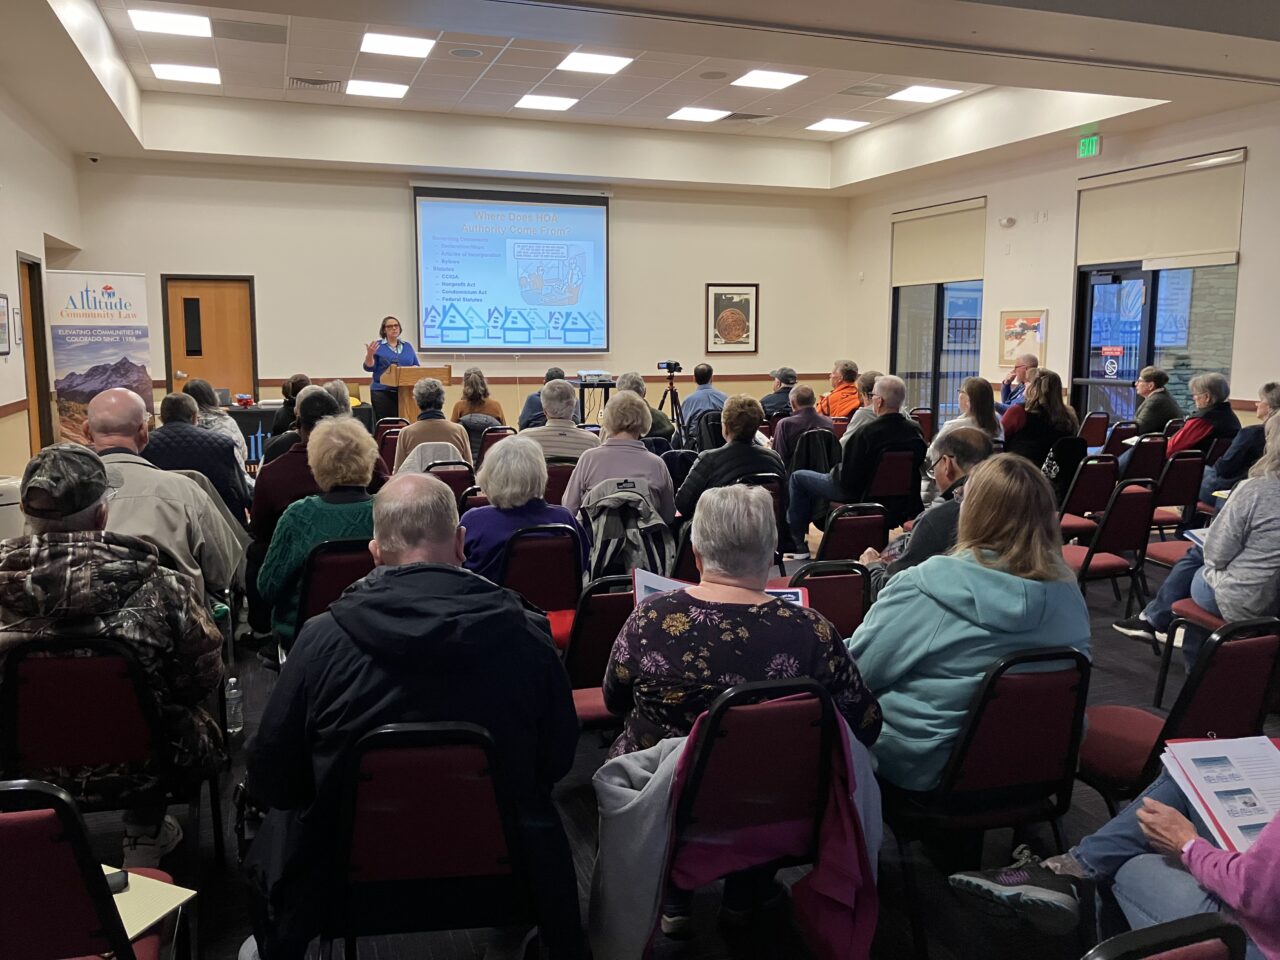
[{"left": 603, "top": 484, "right": 881, "bottom": 760}]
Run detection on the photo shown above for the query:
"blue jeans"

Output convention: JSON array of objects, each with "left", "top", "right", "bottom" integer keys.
[
  {"left": 1117, "top": 447, "right": 1134, "bottom": 477},
  {"left": 1073, "top": 772, "right": 1263, "bottom": 960},
  {"left": 1141, "top": 546, "right": 1222, "bottom": 668},
  {"left": 787, "top": 470, "right": 843, "bottom": 548}
]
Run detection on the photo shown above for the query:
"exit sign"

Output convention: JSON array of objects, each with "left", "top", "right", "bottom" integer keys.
[{"left": 1078, "top": 134, "right": 1102, "bottom": 159}]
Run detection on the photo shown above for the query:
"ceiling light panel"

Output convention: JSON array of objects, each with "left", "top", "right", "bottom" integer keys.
[
  {"left": 151, "top": 64, "right": 220, "bottom": 84},
  {"left": 360, "top": 33, "right": 436, "bottom": 58},
  {"left": 807, "top": 118, "right": 869, "bottom": 132},
  {"left": 887, "top": 85, "right": 962, "bottom": 103},
  {"left": 668, "top": 106, "right": 730, "bottom": 122},
  {"left": 346, "top": 79, "right": 409, "bottom": 98},
  {"left": 732, "top": 69, "right": 806, "bottom": 90},
  {"left": 128, "top": 10, "right": 211, "bottom": 37},
  {"left": 557, "top": 52, "right": 633, "bottom": 74},
  {"left": 516, "top": 94, "right": 578, "bottom": 111}
]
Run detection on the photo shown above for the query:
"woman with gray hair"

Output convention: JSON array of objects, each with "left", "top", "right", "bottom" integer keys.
[
  {"left": 562, "top": 392, "right": 675, "bottom": 522},
  {"left": 392, "top": 376, "right": 471, "bottom": 470},
  {"left": 615, "top": 371, "right": 675, "bottom": 441},
  {"left": 1166, "top": 371, "right": 1240, "bottom": 456},
  {"left": 460, "top": 436, "right": 588, "bottom": 581},
  {"left": 1199, "top": 381, "right": 1280, "bottom": 501}
]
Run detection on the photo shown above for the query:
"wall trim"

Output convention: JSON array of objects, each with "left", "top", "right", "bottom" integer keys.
[
  {"left": 258, "top": 372, "right": 829, "bottom": 388},
  {"left": 0, "top": 398, "right": 29, "bottom": 418}
]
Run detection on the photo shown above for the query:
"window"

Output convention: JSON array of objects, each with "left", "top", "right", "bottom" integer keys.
[{"left": 892, "top": 280, "right": 984, "bottom": 424}]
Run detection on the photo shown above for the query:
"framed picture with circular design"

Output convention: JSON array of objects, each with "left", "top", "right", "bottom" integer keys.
[{"left": 705, "top": 283, "right": 759, "bottom": 354}]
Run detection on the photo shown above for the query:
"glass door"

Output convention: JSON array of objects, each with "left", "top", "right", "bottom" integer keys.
[
  {"left": 891, "top": 280, "right": 983, "bottom": 424},
  {"left": 1071, "top": 267, "right": 1151, "bottom": 420}
]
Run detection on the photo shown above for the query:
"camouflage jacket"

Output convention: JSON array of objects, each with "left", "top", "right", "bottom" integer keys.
[{"left": 0, "top": 531, "right": 225, "bottom": 807}]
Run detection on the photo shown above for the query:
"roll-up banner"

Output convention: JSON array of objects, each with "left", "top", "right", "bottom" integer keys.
[{"left": 44, "top": 271, "right": 154, "bottom": 444}]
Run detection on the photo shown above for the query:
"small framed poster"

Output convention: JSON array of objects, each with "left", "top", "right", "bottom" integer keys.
[
  {"left": 999, "top": 309, "right": 1046, "bottom": 367},
  {"left": 706, "top": 283, "right": 759, "bottom": 354},
  {"left": 0, "top": 295, "right": 10, "bottom": 357}
]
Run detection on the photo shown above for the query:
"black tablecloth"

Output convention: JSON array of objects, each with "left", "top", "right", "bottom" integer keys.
[{"left": 228, "top": 404, "right": 374, "bottom": 464}]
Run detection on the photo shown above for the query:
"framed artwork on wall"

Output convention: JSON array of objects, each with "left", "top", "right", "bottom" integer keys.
[
  {"left": 706, "top": 283, "right": 759, "bottom": 354},
  {"left": 999, "top": 309, "right": 1046, "bottom": 367},
  {"left": 0, "top": 295, "right": 10, "bottom": 357}
]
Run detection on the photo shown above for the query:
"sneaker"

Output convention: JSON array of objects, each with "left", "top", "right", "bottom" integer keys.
[
  {"left": 948, "top": 845, "right": 1082, "bottom": 936},
  {"left": 237, "top": 936, "right": 261, "bottom": 960},
  {"left": 783, "top": 551, "right": 811, "bottom": 562},
  {"left": 660, "top": 912, "right": 694, "bottom": 939},
  {"left": 122, "top": 815, "right": 184, "bottom": 868},
  {"left": 1112, "top": 615, "right": 1156, "bottom": 643}
]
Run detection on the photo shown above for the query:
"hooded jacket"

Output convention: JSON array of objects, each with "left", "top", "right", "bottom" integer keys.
[
  {"left": 846, "top": 551, "right": 1091, "bottom": 792},
  {"left": 0, "top": 531, "right": 224, "bottom": 806},
  {"left": 245, "top": 562, "right": 581, "bottom": 951}
]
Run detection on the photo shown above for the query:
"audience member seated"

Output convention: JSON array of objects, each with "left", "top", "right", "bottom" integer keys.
[
  {"left": 951, "top": 769, "right": 1280, "bottom": 958},
  {"left": 263, "top": 381, "right": 358, "bottom": 466},
  {"left": 760, "top": 365, "right": 798, "bottom": 419},
  {"left": 272, "top": 373, "right": 310, "bottom": 436},
  {"left": 679, "top": 363, "right": 727, "bottom": 446},
  {"left": 839, "top": 370, "right": 883, "bottom": 446},
  {"left": 563, "top": 391, "right": 675, "bottom": 523},
  {"left": 0, "top": 444, "right": 223, "bottom": 867},
  {"left": 245, "top": 474, "right": 583, "bottom": 960},
  {"left": 862, "top": 427, "right": 993, "bottom": 599},
  {"left": 450, "top": 366, "right": 506, "bottom": 423},
  {"left": 322, "top": 378, "right": 351, "bottom": 411},
  {"left": 1168, "top": 372, "right": 1241, "bottom": 455},
  {"left": 771, "top": 384, "right": 833, "bottom": 466},
  {"left": 1002, "top": 368, "right": 1079, "bottom": 466},
  {"left": 86, "top": 388, "right": 240, "bottom": 600},
  {"left": 675, "top": 395, "right": 783, "bottom": 520},
  {"left": 846, "top": 454, "right": 1091, "bottom": 792},
  {"left": 787, "top": 375, "right": 925, "bottom": 559},
  {"left": 258, "top": 417, "right": 378, "bottom": 644},
  {"left": 1133, "top": 365, "right": 1185, "bottom": 436},
  {"left": 520, "top": 379, "right": 601, "bottom": 458},
  {"left": 616, "top": 371, "right": 675, "bottom": 441},
  {"left": 1200, "top": 381, "right": 1278, "bottom": 503},
  {"left": 816, "top": 359, "right": 861, "bottom": 419},
  {"left": 518, "top": 365, "right": 580, "bottom": 429},
  {"left": 922, "top": 376, "right": 1003, "bottom": 503},
  {"left": 184, "top": 377, "right": 249, "bottom": 469},
  {"left": 392, "top": 376, "right": 472, "bottom": 470},
  {"left": 460, "top": 436, "right": 589, "bottom": 582},
  {"left": 143, "top": 391, "right": 251, "bottom": 522},
  {"left": 1114, "top": 414, "right": 1280, "bottom": 665},
  {"left": 604, "top": 483, "right": 882, "bottom": 759},
  {"left": 996, "top": 352, "right": 1039, "bottom": 413}
]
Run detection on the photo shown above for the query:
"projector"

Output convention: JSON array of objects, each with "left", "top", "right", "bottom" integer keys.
[{"left": 577, "top": 370, "right": 612, "bottom": 383}]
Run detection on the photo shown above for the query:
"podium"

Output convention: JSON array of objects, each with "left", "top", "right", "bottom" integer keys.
[{"left": 384, "top": 365, "right": 452, "bottom": 421}]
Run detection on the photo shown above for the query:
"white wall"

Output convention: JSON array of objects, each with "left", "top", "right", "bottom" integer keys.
[
  {"left": 70, "top": 162, "right": 851, "bottom": 382},
  {"left": 846, "top": 98, "right": 1280, "bottom": 393},
  {"left": 0, "top": 88, "right": 82, "bottom": 406}
]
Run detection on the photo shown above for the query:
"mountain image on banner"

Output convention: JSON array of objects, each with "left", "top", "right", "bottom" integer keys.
[{"left": 55, "top": 356, "right": 152, "bottom": 403}]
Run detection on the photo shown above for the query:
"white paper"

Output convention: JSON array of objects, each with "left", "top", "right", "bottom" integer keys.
[
  {"left": 102, "top": 866, "right": 196, "bottom": 940},
  {"left": 1162, "top": 737, "right": 1280, "bottom": 852},
  {"left": 631, "top": 568, "right": 807, "bottom": 606},
  {"left": 1182, "top": 527, "right": 1209, "bottom": 548}
]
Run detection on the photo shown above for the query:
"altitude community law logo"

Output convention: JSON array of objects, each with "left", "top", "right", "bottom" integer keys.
[{"left": 60, "top": 283, "right": 139, "bottom": 320}]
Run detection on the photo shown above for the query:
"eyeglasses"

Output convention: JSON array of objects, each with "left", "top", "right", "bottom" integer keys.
[{"left": 926, "top": 454, "right": 950, "bottom": 480}]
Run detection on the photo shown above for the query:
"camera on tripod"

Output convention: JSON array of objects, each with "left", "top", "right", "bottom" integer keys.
[{"left": 656, "top": 361, "right": 683, "bottom": 374}]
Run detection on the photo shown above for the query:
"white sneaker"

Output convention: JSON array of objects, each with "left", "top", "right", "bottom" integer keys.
[
  {"left": 783, "top": 551, "right": 811, "bottom": 561},
  {"left": 122, "top": 815, "right": 184, "bottom": 868},
  {"left": 237, "top": 936, "right": 262, "bottom": 960}
]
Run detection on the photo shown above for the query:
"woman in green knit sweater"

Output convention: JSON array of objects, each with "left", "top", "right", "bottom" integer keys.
[{"left": 259, "top": 415, "right": 379, "bottom": 644}]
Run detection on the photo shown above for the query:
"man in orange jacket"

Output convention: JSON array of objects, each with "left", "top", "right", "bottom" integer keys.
[{"left": 816, "top": 359, "right": 862, "bottom": 419}]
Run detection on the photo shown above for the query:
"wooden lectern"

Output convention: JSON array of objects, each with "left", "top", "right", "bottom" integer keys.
[{"left": 384, "top": 365, "right": 452, "bottom": 420}]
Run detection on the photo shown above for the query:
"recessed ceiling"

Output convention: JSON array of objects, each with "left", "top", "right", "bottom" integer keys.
[{"left": 95, "top": 0, "right": 987, "bottom": 140}]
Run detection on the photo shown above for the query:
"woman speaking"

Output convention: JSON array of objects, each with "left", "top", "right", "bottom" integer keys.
[{"left": 363, "top": 315, "right": 420, "bottom": 423}]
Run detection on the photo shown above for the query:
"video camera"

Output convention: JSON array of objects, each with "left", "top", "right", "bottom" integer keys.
[{"left": 656, "top": 361, "right": 683, "bottom": 374}]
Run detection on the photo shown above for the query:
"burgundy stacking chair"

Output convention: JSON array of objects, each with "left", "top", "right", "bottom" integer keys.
[
  {"left": 374, "top": 417, "right": 408, "bottom": 445},
  {"left": 669, "top": 525, "right": 699, "bottom": 582},
  {"left": 1083, "top": 914, "right": 1246, "bottom": 960},
  {"left": 1078, "top": 619, "right": 1280, "bottom": 814},
  {"left": 1205, "top": 436, "right": 1233, "bottom": 467},
  {"left": 321, "top": 723, "right": 538, "bottom": 957},
  {"left": 377, "top": 428, "right": 402, "bottom": 471},
  {"left": 909, "top": 406, "right": 935, "bottom": 442},
  {"left": 867, "top": 448, "right": 923, "bottom": 525},
  {"left": 1150, "top": 451, "right": 1206, "bottom": 538},
  {"left": 460, "top": 485, "right": 490, "bottom": 512},
  {"left": 498, "top": 524, "right": 584, "bottom": 649},
  {"left": 816, "top": 503, "right": 889, "bottom": 561},
  {"left": 1077, "top": 410, "right": 1110, "bottom": 447},
  {"left": 479, "top": 425, "right": 517, "bottom": 465},
  {"left": 0, "top": 779, "right": 185, "bottom": 960},
  {"left": 830, "top": 416, "right": 850, "bottom": 441},
  {"left": 735, "top": 472, "right": 788, "bottom": 576},
  {"left": 1062, "top": 479, "right": 1157, "bottom": 617},
  {"left": 1058, "top": 454, "right": 1119, "bottom": 543},
  {"left": 424, "top": 460, "right": 477, "bottom": 510},
  {"left": 1102, "top": 420, "right": 1139, "bottom": 456},
  {"left": 295, "top": 538, "right": 377, "bottom": 645},
  {"left": 564, "top": 576, "right": 633, "bottom": 730},
  {"left": 882, "top": 648, "right": 1091, "bottom": 958},
  {"left": 1122, "top": 434, "right": 1168, "bottom": 481},
  {"left": 789, "top": 561, "right": 870, "bottom": 637},
  {"left": 1164, "top": 417, "right": 1187, "bottom": 438},
  {"left": 544, "top": 456, "right": 579, "bottom": 506}
]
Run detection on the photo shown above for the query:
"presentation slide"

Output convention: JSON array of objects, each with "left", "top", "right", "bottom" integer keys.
[{"left": 415, "top": 189, "right": 609, "bottom": 352}]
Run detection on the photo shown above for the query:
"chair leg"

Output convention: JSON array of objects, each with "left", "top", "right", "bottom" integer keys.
[
  {"left": 897, "top": 835, "right": 930, "bottom": 960},
  {"left": 186, "top": 791, "right": 203, "bottom": 889},
  {"left": 1111, "top": 577, "right": 1123, "bottom": 603},
  {"left": 1154, "top": 622, "right": 1180, "bottom": 708},
  {"left": 1050, "top": 818, "right": 1067, "bottom": 854},
  {"left": 208, "top": 774, "right": 226, "bottom": 868}
]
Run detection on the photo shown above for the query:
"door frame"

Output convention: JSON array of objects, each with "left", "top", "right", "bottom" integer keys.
[
  {"left": 17, "top": 251, "right": 54, "bottom": 453},
  {"left": 1070, "top": 261, "right": 1154, "bottom": 414},
  {"left": 160, "top": 274, "right": 259, "bottom": 394}
]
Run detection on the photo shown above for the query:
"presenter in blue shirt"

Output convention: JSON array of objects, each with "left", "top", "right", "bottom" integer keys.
[{"left": 363, "top": 316, "right": 420, "bottom": 424}]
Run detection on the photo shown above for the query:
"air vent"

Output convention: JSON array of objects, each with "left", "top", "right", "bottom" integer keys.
[
  {"left": 699, "top": 70, "right": 728, "bottom": 80},
  {"left": 839, "top": 82, "right": 900, "bottom": 97},
  {"left": 723, "top": 113, "right": 774, "bottom": 123},
  {"left": 449, "top": 47, "right": 485, "bottom": 58},
  {"left": 212, "top": 20, "right": 287, "bottom": 44},
  {"left": 288, "top": 77, "right": 343, "bottom": 92}
]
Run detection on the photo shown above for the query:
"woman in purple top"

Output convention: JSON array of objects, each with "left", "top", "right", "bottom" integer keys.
[
  {"left": 460, "top": 436, "right": 588, "bottom": 582},
  {"left": 951, "top": 769, "right": 1280, "bottom": 959}
]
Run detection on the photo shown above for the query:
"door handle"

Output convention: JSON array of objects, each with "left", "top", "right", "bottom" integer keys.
[{"left": 175, "top": 369, "right": 188, "bottom": 378}]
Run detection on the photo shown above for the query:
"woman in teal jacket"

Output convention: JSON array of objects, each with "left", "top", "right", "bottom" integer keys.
[{"left": 847, "top": 453, "right": 1091, "bottom": 793}]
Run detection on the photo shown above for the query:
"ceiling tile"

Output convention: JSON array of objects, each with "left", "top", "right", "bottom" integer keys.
[
  {"left": 438, "top": 31, "right": 510, "bottom": 46},
  {"left": 433, "top": 43, "right": 501, "bottom": 64},
  {"left": 532, "top": 75, "right": 602, "bottom": 95},
  {"left": 414, "top": 73, "right": 478, "bottom": 92},
  {"left": 508, "top": 37, "right": 577, "bottom": 52},
  {"left": 418, "top": 57, "right": 489, "bottom": 77},
  {"left": 470, "top": 78, "right": 538, "bottom": 95},
  {"left": 216, "top": 38, "right": 285, "bottom": 62},
  {"left": 290, "top": 16, "right": 364, "bottom": 34},
  {"left": 621, "top": 58, "right": 689, "bottom": 79},
  {"left": 349, "top": 65, "right": 421, "bottom": 84},
  {"left": 287, "top": 27, "right": 362, "bottom": 50},
  {"left": 480, "top": 64, "right": 552, "bottom": 83},
  {"left": 287, "top": 47, "right": 358, "bottom": 68},
  {"left": 493, "top": 47, "right": 565, "bottom": 69},
  {"left": 595, "top": 72, "right": 674, "bottom": 92},
  {"left": 457, "top": 92, "right": 517, "bottom": 108},
  {"left": 578, "top": 86, "right": 644, "bottom": 105},
  {"left": 530, "top": 81, "right": 600, "bottom": 99}
]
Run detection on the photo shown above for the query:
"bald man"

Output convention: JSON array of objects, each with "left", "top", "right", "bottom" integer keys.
[{"left": 86, "top": 388, "right": 240, "bottom": 598}]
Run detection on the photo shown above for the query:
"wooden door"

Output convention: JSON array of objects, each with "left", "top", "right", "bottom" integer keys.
[
  {"left": 163, "top": 278, "right": 256, "bottom": 396},
  {"left": 19, "top": 259, "right": 55, "bottom": 453}
]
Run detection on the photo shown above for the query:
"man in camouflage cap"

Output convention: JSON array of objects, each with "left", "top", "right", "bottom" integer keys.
[{"left": 0, "top": 442, "right": 224, "bottom": 867}]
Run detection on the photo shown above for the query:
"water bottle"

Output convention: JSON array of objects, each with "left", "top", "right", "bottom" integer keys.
[{"left": 226, "top": 677, "right": 244, "bottom": 736}]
